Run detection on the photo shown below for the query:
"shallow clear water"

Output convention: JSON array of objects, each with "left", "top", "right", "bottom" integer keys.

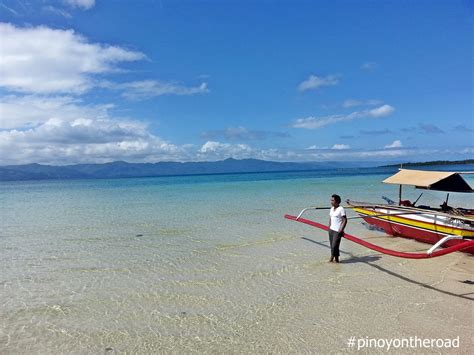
[{"left": 1, "top": 165, "right": 473, "bottom": 353}]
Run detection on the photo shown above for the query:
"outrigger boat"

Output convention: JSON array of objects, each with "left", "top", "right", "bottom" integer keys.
[
  {"left": 347, "top": 169, "right": 474, "bottom": 254},
  {"left": 285, "top": 169, "right": 474, "bottom": 258}
]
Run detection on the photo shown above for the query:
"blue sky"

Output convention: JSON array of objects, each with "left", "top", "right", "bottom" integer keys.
[{"left": 0, "top": 0, "right": 472, "bottom": 164}]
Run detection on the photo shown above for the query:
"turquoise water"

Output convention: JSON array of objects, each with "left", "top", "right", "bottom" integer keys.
[{"left": 1, "top": 165, "right": 473, "bottom": 352}]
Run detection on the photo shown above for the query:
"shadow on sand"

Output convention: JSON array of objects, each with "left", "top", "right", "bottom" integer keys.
[{"left": 301, "top": 236, "right": 473, "bottom": 301}]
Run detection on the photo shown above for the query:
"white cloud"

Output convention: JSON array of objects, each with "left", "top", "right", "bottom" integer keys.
[
  {"left": 259, "top": 147, "right": 414, "bottom": 161},
  {"left": 105, "top": 80, "right": 209, "bottom": 100},
  {"left": 331, "top": 144, "right": 350, "bottom": 150},
  {"left": 384, "top": 140, "right": 403, "bottom": 149},
  {"left": 360, "top": 62, "right": 378, "bottom": 70},
  {"left": 1, "top": 119, "right": 471, "bottom": 164},
  {"left": 7, "top": 117, "right": 148, "bottom": 144},
  {"left": 0, "top": 95, "right": 112, "bottom": 129},
  {"left": 0, "top": 94, "right": 189, "bottom": 165},
  {"left": 293, "top": 104, "right": 395, "bottom": 130},
  {"left": 368, "top": 104, "right": 394, "bottom": 118},
  {"left": 0, "top": 117, "right": 186, "bottom": 165},
  {"left": 298, "top": 74, "right": 339, "bottom": 92},
  {"left": 267, "top": 146, "right": 473, "bottom": 162},
  {"left": 299, "top": 146, "right": 472, "bottom": 161},
  {"left": 294, "top": 115, "right": 347, "bottom": 129},
  {"left": 460, "top": 147, "right": 474, "bottom": 154},
  {"left": 343, "top": 99, "right": 382, "bottom": 108},
  {"left": 199, "top": 141, "right": 251, "bottom": 154},
  {"left": 0, "top": 24, "right": 213, "bottom": 165},
  {"left": 65, "top": 0, "right": 95, "bottom": 10},
  {"left": 305, "top": 147, "right": 419, "bottom": 160},
  {"left": 306, "top": 145, "right": 328, "bottom": 150},
  {"left": 0, "top": 23, "right": 145, "bottom": 94},
  {"left": 199, "top": 141, "right": 224, "bottom": 153}
]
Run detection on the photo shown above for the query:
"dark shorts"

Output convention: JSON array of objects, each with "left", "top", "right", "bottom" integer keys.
[{"left": 328, "top": 229, "right": 343, "bottom": 257}]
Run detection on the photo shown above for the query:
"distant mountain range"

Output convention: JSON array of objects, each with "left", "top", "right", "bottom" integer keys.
[
  {"left": 1, "top": 158, "right": 471, "bottom": 182},
  {"left": 0, "top": 158, "right": 377, "bottom": 181}
]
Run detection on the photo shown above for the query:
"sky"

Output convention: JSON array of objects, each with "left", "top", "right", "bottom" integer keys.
[{"left": 0, "top": 0, "right": 472, "bottom": 165}]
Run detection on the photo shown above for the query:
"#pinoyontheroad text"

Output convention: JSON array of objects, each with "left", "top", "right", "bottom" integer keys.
[{"left": 347, "top": 336, "right": 460, "bottom": 351}]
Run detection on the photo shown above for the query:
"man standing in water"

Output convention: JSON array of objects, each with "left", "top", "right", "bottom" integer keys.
[{"left": 328, "top": 194, "right": 347, "bottom": 263}]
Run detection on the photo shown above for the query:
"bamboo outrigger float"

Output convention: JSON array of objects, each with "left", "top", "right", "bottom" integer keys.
[{"left": 285, "top": 169, "right": 474, "bottom": 258}]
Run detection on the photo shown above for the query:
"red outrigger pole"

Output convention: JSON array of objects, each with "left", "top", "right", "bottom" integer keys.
[{"left": 285, "top": 214, "right": 474, "bottom": 259}]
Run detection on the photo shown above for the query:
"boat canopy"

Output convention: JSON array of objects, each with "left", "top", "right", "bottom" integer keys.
[{"left": 383, "top": 169, "right": 473, "bottom": 193}]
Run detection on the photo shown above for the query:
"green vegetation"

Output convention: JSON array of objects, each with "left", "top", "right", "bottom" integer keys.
[{"left": 382, "top": 159, "right": 474, "bottom": 168}]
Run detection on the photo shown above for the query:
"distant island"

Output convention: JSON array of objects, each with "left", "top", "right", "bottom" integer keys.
[
  {"left": 382, "top": 159, "right": 474, "bottom": 168},
  {"left": 1, "top": 158, "right": 473, "bottom": 182},
  {"left": 0, "top": 158, "right": 366, "bottom": 182}
]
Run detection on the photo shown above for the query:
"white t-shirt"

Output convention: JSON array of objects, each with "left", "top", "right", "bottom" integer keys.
[{"left": 329, "top": 206, "right": 346, "bottom": 232}]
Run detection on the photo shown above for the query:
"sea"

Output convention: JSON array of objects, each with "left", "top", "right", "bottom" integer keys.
[{"left": 1, "top": 165, "right": 473, "bottom": 353}]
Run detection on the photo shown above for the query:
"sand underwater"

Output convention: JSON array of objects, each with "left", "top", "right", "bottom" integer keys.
[{"left": 1, "top": 168, "right": 473, "bottom": 353}]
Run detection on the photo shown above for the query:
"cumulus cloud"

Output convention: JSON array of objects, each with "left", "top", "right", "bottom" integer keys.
[
  {"left": 199, "top": 141, "right": 251, "bottom": 154},
  {"left": 192, "top": 142, "right": 296, "bottom": 161},
  {"left": 298, "top": 74, "right": 339, "bottom": 92},
  {"left": 0, "top": 95, "right": 113, "bottom": 129},
  {"left": 0, "top": 23, "right": 215, "bottom": 165},
  {"left": 331, "top": 144, "right": 350, "bottom": 150},
  {"left": 293, "top": 104, "right": 395, "bottom": 129},
  {"left": 0, "top": 23, "right": 145, "bottom": 94},
  {"left": 0, "top": 117, "right": 186, "bottom": 165},
  {"left": 7, "top": 117, "right": 148, "bottom": 144},
  {"left": 103, "top": 80, "right": 209, "bottom": 100},
  {"left": 65, "top": 0, "right": 95, "bottom": 10},
  {"left": 384, "top": 140, "right": 403, "bottom": 149},
  {"left": 0, "top": 94, "right": 188, "bottom": 165},
  {"left": 201, "top": 126, "right": 290, "bottom": 141}
]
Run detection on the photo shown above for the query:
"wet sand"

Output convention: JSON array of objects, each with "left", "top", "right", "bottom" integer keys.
[
  {"left": 2, "top": 228, "right": 472, "bottom": 354},
  {"left": 284, "top": 231, "right": 474, "bottom": 353}
]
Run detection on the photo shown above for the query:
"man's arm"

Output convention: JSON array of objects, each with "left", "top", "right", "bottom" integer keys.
[{"left": 339, "top": 215, "right": 347, "bottom": 234}]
